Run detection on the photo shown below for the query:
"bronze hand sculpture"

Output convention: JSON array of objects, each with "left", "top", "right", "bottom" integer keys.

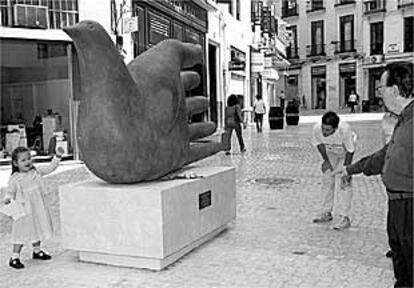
[{"left": 64, "top": 20, "right": 222, "bottom": 184}]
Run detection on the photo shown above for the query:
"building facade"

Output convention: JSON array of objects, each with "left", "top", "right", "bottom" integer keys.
[
  {"left": 212, "top": 0, "right": 254, "bottom": 126},
  {"left": 361, "top": 0, "right": 414, "bottom": 110},
  {"left": 281, "top": 0, "right": 414, "bottom": 112},
  {"left": 281, "top": 0, "right": 365, "bottom": 111}
]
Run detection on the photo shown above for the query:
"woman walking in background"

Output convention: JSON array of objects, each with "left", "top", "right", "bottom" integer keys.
[
  {"left": 253, "top": 95, "right": 266, "bottom": 133},
  {"left": 223, "top": 94, "right": 246, "bottom": 155}
]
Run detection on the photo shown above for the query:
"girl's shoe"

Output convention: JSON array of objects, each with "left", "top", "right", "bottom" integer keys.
[
  {"left": 33, "top": 250, "right": 52, "bottom": 260},
  {"left": 9, "top": 258, "right": 24, "bottom": 269}
]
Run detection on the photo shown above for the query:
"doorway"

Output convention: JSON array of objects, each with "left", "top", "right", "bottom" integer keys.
[
  {"left": 208, "top": 43, "right": 218, "bottom": 124},
  {"left": 340, "top": 75, "right": 356, "bottom": 108},
  {"left": 311, "top": 66, "right": 326, "bottom": 109}
]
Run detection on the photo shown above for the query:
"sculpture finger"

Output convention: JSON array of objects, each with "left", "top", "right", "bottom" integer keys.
[
  {"left": 181, "top": 71, "right": 200, "bottom": 91},
  {"left": 186, "top": 96, "right": 209, "bottom": 116},
  {"left": 186, "top": 141, "right": 223, "bottom": 165},
  {"left": 189, "top": 122, "right": 217, "bottom": 141},
  {"left": 147, "top": 39, "right": 203, "bottom": 69}
]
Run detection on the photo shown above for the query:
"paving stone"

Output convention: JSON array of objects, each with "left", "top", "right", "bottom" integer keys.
[{"left": 0, "top": 118, "right": 396, "bottom": 287}]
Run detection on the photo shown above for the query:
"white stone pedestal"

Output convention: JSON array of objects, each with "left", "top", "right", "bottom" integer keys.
[{"left": 59, "top": 166, "right": 236, "bottom": 270}]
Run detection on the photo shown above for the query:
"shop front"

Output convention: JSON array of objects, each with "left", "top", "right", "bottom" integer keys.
[
  {"left": 339, "top": 62, "right": 356, "bottom": 109},
  {"left": 311, "top": 65, "right": 326, "bottom": 109},
  {"left": 0, "top": 37, "right": 76, "bottom": 162}
]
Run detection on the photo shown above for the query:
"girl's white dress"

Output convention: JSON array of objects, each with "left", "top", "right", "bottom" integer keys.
[{"left": 6, "top": 157, "right": 60, "bottom": 244}]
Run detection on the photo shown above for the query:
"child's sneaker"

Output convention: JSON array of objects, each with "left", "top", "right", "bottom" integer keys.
[
  {"left": 9, "top": 258, "right": 24, "bottom": 269},
  {"left": 333, "top": 216, "right": 351, "bottom": 230},
  {"left": 33, "top": 250, "right": 52, "bottom": 260},
  {"left": 313, "top": 212, "right": 333, "bottom": 223}
]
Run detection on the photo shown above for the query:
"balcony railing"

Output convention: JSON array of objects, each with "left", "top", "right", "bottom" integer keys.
[
  {"left": 371, "top": 42, "right": 383, "bottom": 55},
  {"left": 286, "top": 46, "right": 299, "bottom": 59},
  {"left": 334, "top": 0, "right": 356, "bottom": 6},
  {"left": 333, "top": 40, "right": 356, "bottom": 53},
  {"left": 364, "top": 0, "right": 386, "bottom": 14},
  {"left": 398, "top": 0, "right": 414, "bottom": 8},
  {"left": 306, "top": 44, "right": 325, "bottom": 57},
  {"left": 307, "top": 0, "right": 325, "bottom": 12}
]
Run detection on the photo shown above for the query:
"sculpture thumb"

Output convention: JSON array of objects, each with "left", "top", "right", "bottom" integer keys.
[{"left": 63, "top": 20, "right": 154, "bottom": 183}]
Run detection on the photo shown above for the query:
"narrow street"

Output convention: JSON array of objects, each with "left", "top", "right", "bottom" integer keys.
[{"left": 0, "top": 114, "right": 394, "bottom": 288}]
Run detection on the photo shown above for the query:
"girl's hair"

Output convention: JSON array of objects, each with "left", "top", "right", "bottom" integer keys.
[
  {"left": 227, "top": 94, "right": 239, "bottom": 106},
  {"left": 11, "top": 146, "right": 31, "bottom": 174}
]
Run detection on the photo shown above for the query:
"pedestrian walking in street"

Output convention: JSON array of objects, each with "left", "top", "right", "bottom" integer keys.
[
  {"left": 335, "top": 62, "right": 413, "bottom": 287},
  {"left": 348, "top": 90, "right": 359, "bottom": 113},
  {"left": 312, "top": 111, "right": 356, "bottom": 230},
  {"left": 253, "top": 95, "right": 266, "bottom": 133},
  {"left": 279, "top": 91, "right": 285, "bottom": 110},
  {"left": 223, "top": 94, "right": 246, "bottom": 155},
  {"left": 2, "top": 146, "right": 63, "bottom": 269}
]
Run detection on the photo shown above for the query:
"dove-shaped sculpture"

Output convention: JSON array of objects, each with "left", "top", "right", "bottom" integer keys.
[{"left": 63, "top": 20, "right": 222, "bottom": 183}]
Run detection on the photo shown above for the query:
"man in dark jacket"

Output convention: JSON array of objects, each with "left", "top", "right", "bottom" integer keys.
[{"left": 336, "top": 62, "right": 413, "bottom": 287}]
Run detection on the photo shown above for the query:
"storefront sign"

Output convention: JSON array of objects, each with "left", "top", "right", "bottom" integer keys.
[
  {"left": 251, "top": 52, "right": 265, "bottom": 73},
  {"left": 339, "top": 62, "right": 356, "bottom": 73},
  {"left": 311, "top": 65, "right": 326, "bottom": 75},
  {"left": 229, "top": 61, "right": 246, "bottom": 71},
  {"left": 122, "top": 16, "right": 139, "bottom": 34},
  {"left": 261, "top": 68, "right": 279, "bottom": 80},
  {"left": 387, "top": 43, "right": 400, "bottom": 53},
  {"left": 229, "top": 46, "right": 246, "bottom": 71}
]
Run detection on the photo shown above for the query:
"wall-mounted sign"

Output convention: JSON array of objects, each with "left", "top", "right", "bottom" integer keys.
[
  {"left": 229, "top": 61, "right": 246, "bottom": 71},
  {"left": 311, "top": 65, "right": 326, "bottom": 75},
  {"left": 229, "top": 46, "right": 246, "bottom": 71},
  {"left": 387, "top": 43, "right": 400, "bottom": 53},
  {"left": 251, "top": 52, "right": 265, "bottom": 73},
  {"left": 122, "top": 16, "right": 139, "bottom": 34},
  {"left": 199, "top": 190, "right": 212, "bottom": 210}
]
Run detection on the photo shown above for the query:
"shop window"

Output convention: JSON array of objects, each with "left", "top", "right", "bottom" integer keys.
[{"left": 0, "top": 39, "right": 72, "bottom": 159}]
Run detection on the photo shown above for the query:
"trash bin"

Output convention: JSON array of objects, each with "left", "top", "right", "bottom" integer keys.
[
  {"left": 269, "top": 107, "right": 284, "bottom": 130},
  {"left": 285, "top": 101, "right": 300, "bottom": 126}
]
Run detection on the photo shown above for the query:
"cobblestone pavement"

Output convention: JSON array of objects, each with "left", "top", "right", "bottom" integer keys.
[{"left": 0, "top": 117, "right": 395, "bottom": 288}]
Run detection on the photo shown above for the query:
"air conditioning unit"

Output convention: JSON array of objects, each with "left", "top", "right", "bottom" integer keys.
[
  {"left": 13, "top": 4, "right": 48, "bottom": 29},
  {"left": 369, "top": 54, "right": 383, "bottom": 64}
]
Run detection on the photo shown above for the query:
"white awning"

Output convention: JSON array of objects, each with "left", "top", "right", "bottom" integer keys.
[
  {"left": 0, "top": 27, "right": 72, "bottom": 42},
  {"left": 262, "top": 68, "right": 279, "bottom": 80}
]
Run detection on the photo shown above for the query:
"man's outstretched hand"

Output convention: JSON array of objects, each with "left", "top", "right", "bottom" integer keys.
[{"left": 64, "top": 21, "right": 222, "bottom": 184}]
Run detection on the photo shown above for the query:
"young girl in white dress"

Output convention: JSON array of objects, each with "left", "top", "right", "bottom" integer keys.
[{"left": 3, "top": 146, "right": 63, "bottom": 269}]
